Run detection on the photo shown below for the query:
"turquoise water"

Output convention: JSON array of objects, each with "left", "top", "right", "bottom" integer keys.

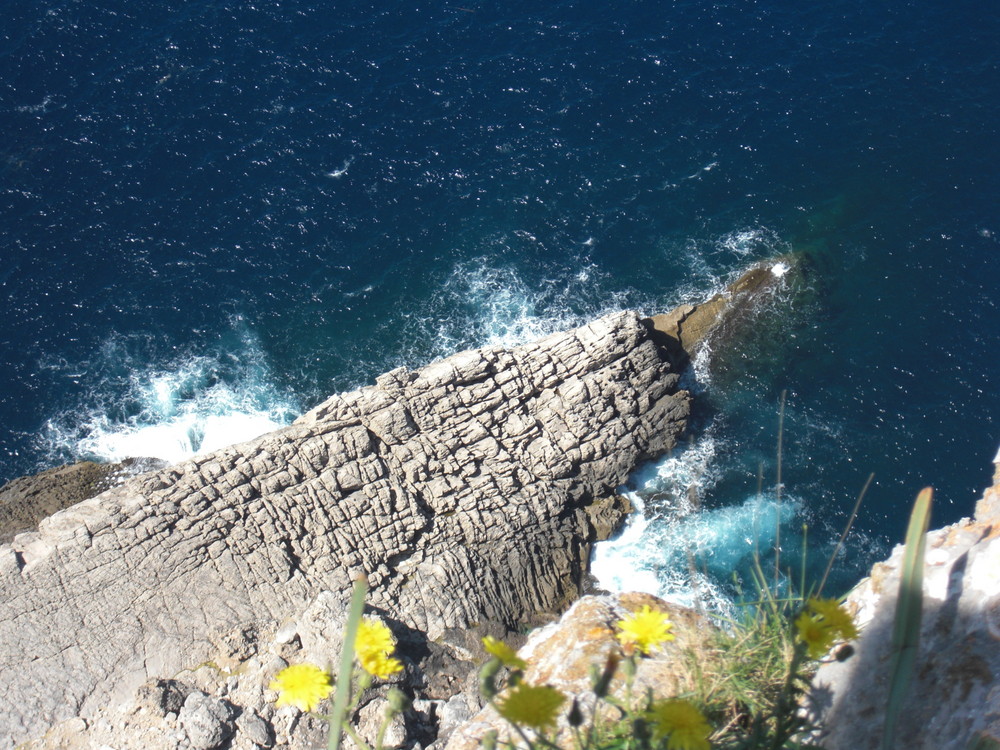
[{"left": 2, "top": 0, "right": 997, "bottom": 605}]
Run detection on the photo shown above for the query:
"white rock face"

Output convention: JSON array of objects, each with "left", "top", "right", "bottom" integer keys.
[
  {"left": 808, "top": 456, "right": 1000, "bottom": 749},
  {"left": 444, "top": 592, "right": 715, "bottom": 750}
]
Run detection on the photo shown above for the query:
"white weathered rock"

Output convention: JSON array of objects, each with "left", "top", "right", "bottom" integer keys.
[
  {"left": 348, "top": 699, "right": 408, "bottom": 750},
  {"left": 808, "top": 453, "right": 1000, "bottom": 749},
  {"left": 445, "top": 592, "right": 716, "bottom": 750},
  {"left": 180, "top": 691, "right": 237, "bottom": 750},
  {"left": 437, "top": 694, "right": 474, "bottom": 740}
]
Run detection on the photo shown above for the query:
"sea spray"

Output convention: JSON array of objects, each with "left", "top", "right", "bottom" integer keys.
[
  {"left": 38, "top": 327, "right": 300, "bottom": 467},
  {"left": 592, "top": 456, "right": 804, "bottom": 616},
  {"left": 419, "top": 255, "right": 646, "bottom": 359}
]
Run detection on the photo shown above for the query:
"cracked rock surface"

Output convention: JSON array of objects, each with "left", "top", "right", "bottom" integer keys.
[{"left": 0, "top": 310, "right": 689, "bottom": 748}]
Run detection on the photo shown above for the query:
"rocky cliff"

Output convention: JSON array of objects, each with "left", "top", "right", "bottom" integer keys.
[
  {"left": 0, "top": 310, "right": 690, "bottom": 748},
  {"left": 808, "top": 450, "right": 1000, "bottom": 749}
]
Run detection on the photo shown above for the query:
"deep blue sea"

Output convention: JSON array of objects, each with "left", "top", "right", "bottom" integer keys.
[{"left": 2, "top": 0, "right": 997, "bottom": 606}]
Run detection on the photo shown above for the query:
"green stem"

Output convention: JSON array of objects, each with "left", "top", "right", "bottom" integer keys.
[
  {"left": 584, "top": 696, "right": 599, "bottom": 750},
  {"left": 768, "top": 643, "right": 807, "bottom": 750},
  {"left": 342, "top": 721, "right": 374, "bottom": 750},
  {"left": 774, "top": 389, "right": 786, "bottom": 592},
  {"left": 329, "top": 577, "right": 369, "bottom": 750},
  {"left": 488, "top": 698, "right": 562, "bottom": 750},
  {"left": 817, "top": 472, "right": 874, "bottom": 597},
  {"left": 373, "top": 709, "right": 395, "bottom": 750}
]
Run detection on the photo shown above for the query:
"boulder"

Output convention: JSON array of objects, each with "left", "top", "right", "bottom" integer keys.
[
  {"left": 644, "top": 258, "right": 797, "bottom": 368},
  {"left": 179, "top": 691, "right": 237, "bottom": 750}
]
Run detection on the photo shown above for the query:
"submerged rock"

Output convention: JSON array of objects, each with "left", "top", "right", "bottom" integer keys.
[
  {"left": 0, "top": 457, "right": 167, "bottom": 544},
  {"left": 644, "top": 257, "right": 798, "bottom": 368}
]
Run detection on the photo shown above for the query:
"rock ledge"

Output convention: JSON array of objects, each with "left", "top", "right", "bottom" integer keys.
[{"left": 0, "top": 309, "right": 689, "bottom": 748}]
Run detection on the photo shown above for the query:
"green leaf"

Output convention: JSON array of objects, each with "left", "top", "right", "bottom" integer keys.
[{"left": 881, "top": 487, "right": 932, "bottom": 750}]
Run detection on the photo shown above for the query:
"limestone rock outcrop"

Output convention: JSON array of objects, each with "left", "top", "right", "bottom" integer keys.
[
  {"left": 444, "top": 593, "right": 715, "bottom": 750},
  {"left": 644, "top": 258, "right": 796, "bottom": 368},
  {"left": 0, "top": 457, "right": 167, "bottom": 544},
  {"left": 808, "top": 449, "right": 1000, "bottom": 749},
  {"left": 0, "top": 310, "right": 690, "bottom": 748}
]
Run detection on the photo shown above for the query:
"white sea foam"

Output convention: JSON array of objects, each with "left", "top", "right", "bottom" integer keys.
[
  {"left": 595, "top": 425, "right": 813, "bottom": 615},
  {"left": 717, "top": 228, "right": 772, "bottom": 258},
  {"left": 71, "top": 391, "right": 291, "bottom": 465},
  {"left": 422, "top": 255, "right": 642, "bottom": 358},
  {"left": 592, "top": 438, "right": 721, "bottom": 604},
  {"left": 40, "top": 328, "right": 299, "bottom": 467},
  {"left": 594, "top": 446, "right": 804, "bottom": 616},
  {"left": 325, "top": 155, "right": 355, "bottom": 179}
]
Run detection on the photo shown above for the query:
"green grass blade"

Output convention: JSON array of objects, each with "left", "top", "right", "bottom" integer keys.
[
  {"left": 817, "top": 472, "right": 874, "bottom": 597},
  {"left": 799, "top": 523, "right": 808, "bottom": 601},
  {"left": 329, "top": 576, "right": 369, "bottom": 750},
  {"left": 774, "top": 390, "right": 786, "bottom": 591},
  {"left": 881, "top": 487, "right": 932, "bottom": 750}
]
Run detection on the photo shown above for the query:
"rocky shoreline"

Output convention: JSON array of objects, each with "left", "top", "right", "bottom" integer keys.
[
  {"left": 0, "top": 259, "right": 828, "bottom": 749},
  {"left": 3, "top": 256, "right": 997, "bottom": 749},
  {"left": 2, "top": 306, "right": 696, "bottom": 748}
]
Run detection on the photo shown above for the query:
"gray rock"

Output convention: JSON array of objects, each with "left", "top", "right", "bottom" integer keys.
[
  {"left": 179, "top": 692, "right": 236, "bottom": 750},
  {"left": 273, "top": 620, "right": 298, "bottom": 645},
  {"left": 808, "top": 454, "right": 1000, "bottom": 750},
  {"left": 134, "top": 679, "right": 191, "bottom": 718},
  {"left": 436, "top": 694, "right": 473, "bottom": 743},
  {"left": 644, "top": 258, "right": 797, "bottom": 367},
  {"left": 235, "top": 709, "right": 274, "bottom": 748},
  {"left": 0, "top": 310, "right": 690, "bottom": 747},
  {"left": 296, "top": 590, "right": 348, "bottom": 665},
  {"left": 270, "top": 706, "right": 328, "bottom": 749},
  {"left": 351, "top": 699, "right": 407, "bottom": 750}
]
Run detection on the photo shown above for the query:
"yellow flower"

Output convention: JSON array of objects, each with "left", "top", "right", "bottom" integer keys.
[
  {"left": 807, "top": 598, "right": 858, "bottom": 641},
  {"left": 482, "top": 636, "right": 528, "bottom": 669},
  {"left": 795, "top": 598, "right": 858, "bottom": 659},
  {"left": 359, "top": 650, "right": 404, "bottom": 679},
  {"left": 356, "top": 618, "right": 396, "bottom": 656},
  {"left": 496, "top": 683, "right": 566, "bottom": 731},
  {"left": 794, "top": 611, "right": 836, "bottom": 659},
  {"left": 647, "top": 699, "right": 712, "bottom": 750},
  {"left": 269, "top": 663, "right": 333, "bottom": 712},
  {"left": 616, "top": 605, "right": 674, "bottom": 655},
  {"left": 355, "top": 617, "right": 403, "bottom": 678}
]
